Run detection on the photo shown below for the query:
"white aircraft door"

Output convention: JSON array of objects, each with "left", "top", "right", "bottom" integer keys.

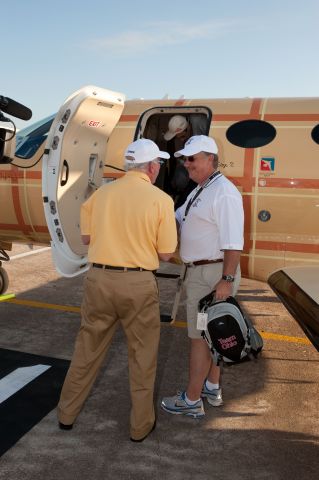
[{"left": 42, "top": 85, "right": 125, "bottom": 277}]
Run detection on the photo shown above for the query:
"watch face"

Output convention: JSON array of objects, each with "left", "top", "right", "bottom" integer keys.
[{"left": 223, "top": 275, "right": 235, "bottom": 282}]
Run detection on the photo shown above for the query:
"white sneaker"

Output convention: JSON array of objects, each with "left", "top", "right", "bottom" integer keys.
[
  {"left": 161, "top": 391, "right": 205, "bottom": 418},
  {"left": 201, "top": 384, "right": 223, "bottom": 407}
]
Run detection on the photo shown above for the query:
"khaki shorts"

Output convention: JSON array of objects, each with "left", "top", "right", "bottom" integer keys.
[{"left": 184, "top": 263, "right": 241, "bottom": 339}]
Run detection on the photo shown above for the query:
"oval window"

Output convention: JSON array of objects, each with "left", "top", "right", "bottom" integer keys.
[
  {"left": 311, "top": 124, "right": 319, "bottom": 145},
  {"left": 226, "top": 119, "right": 276, "bottom": 148}
]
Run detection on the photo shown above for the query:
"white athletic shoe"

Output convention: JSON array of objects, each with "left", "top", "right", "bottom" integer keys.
[
  {"left": 201, "top": 384, "right": 223, "bottom": 407},
  {"left": 161, "top": 391, "right": 205, "bottom": 418}
]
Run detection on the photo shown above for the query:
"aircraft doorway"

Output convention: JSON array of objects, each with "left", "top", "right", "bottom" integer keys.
[{"left": 134, "top": 106, "right": 212, "bottom": 208}]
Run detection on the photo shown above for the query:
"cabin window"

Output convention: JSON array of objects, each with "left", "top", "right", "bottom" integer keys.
[
  {"left": 226, "top": 119, "right": 276, "bottom": 148},
  {"left": 15, "top": 114, "right": 55, "bottom": 159},
  {"left": 311, "top": 124, "right": 319, "bottom": 145}
]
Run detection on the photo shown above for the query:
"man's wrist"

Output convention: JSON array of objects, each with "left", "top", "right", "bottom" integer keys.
[{"left": 221, "top": 274, "right": 235, "bottom": 283}]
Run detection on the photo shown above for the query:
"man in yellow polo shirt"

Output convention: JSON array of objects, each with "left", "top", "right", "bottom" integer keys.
[{"left": 57, "top": 139, "right": 177, "bottom": 442}]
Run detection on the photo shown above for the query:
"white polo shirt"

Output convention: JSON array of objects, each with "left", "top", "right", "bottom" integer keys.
[{"left": 175, "top": 174, "right": 244, "bottom": 263}]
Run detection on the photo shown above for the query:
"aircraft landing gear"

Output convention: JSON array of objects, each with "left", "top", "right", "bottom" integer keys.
[
  {"left": 0, "top": 249, "right": 10, "bottom": 295},
  {"left": 0, "top": 265, "right": 9, "bottom": 294}
]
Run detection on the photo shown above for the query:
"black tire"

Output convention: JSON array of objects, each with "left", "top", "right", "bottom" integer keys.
[{"left": 0, "top": 267, "right": 9, "bottom": 295}]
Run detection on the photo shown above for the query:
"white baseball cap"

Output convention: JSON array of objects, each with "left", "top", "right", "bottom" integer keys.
[
  {"left": 174, "top": 135, "right": 218, "bottom": 157},
  {"left": 125, "top": 138, "right": 170, "bottom": 164},
  {"left": 164, "top": 115, "right": 189, "bottom": 141}
]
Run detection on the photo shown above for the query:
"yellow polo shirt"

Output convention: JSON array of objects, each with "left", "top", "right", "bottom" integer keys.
[{"left": 81, "top": 171, "right": 177, "bottom": 270}]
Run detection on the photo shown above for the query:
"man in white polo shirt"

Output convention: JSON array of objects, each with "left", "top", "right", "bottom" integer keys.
[{"left": 161, "top": 135, "right": 244, "bottom": 418}]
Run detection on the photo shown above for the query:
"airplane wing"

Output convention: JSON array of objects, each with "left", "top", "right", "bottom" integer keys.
[{"left": 268, "top": 266, "right": 319, "bottom": 351}]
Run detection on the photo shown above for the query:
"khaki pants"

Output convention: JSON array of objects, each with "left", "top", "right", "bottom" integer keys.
[
  {"left": 185, "top": 263, "right": 241, "bottom": 339},
  {"left": 57, "top": 267, "right": 160, "bottom": 440}
]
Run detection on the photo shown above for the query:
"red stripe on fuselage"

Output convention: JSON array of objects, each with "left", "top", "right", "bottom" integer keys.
[
  {"left": 0, "top": 170, "right": 41, "bottom": 180},
  {"left": 119, "top": 115, "right": 139, "bottom": 122},
  {"left": 240, "top": 255, "right": 249, "bottom": 277},
  {"left": 0, "top": 223, "right": 48, "bottom": 233},
  {"left": 264, "top": 114, "right": 319, "bottom": 122},
  {"left": 255, "top": 241, "right": 319, "bottom": 254},
  {"left": 241, "top": 99, "right": 262, "bottom": 258},
  {"left": 10, "top": 166, "right": 30, "bottom": 236},
  {"left": 174, "top": 99, "right": 186, "bottom": 106},
  {"left": 228, "top": 176, "right": 319, "bottom": 189}
]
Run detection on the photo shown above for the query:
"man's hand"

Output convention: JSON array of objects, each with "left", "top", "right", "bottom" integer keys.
[
  {"left": 214, "top": 279, "right": 233, "bottom": 301},
  {"left": 81, "top": 235, "right": 90, "bottom": 245},
  {"left": 214, "top": 249, "right": 241, "bottom": 300}
]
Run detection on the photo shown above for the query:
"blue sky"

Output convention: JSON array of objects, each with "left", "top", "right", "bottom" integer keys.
[{"left": 2, "top": 0, "right": 319, "bottom": 129}]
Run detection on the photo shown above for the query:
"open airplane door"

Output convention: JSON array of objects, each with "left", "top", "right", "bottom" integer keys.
[{"left": 42, "top": 85, "right": 125, "bottom": 277}]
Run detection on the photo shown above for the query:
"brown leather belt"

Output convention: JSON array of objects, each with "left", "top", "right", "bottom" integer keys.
[
  {"left": 93, "top": 263, "right": 149, "bottom": 272},
  {"left": 185, "top": 259, "right": 223, "bottom": 267}
]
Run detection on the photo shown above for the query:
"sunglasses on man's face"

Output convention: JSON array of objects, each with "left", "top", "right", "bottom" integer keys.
[
  {"left": 184, "top": 155, "right": 196, "bottom": 162},
  {"left": 184, "top": 153, "right": 212, "bottom": 163}
]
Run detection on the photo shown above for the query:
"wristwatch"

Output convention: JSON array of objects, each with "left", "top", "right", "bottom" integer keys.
[{"left": 222, "top": 274, "right": 235, "bottom": 283}]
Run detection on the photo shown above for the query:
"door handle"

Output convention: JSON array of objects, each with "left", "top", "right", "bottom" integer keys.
[{"left": 60, "top": 159, "right": 69, "bottom": 187}]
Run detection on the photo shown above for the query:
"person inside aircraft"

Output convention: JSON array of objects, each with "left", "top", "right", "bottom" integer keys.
[
  {"left": 144, "top": 112, "right": 210, "bottom": 206},
  {"left": 163, "top": 115, "right": 191, "bottom": 191},
  {"left": 164, "top": 114, "right": 191, "bottom": 145},
  {"left": 57, "top": 138, "right": 177, "bottom": 442},
  {"left": 162, "top": 114, "right": 209, "bottom": 207},
  {"left": 158, "top": 115, "right": 196, "bottom": 207},
  {"left": 161, "top": 135, "right": 244, "bottom": 418}
]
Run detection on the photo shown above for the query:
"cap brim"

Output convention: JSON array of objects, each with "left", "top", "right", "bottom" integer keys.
[
  {"left": 125, "top": 152, "right": 170, "bottom": 163},
  {"left": 163, "top": 131, "right": 176, "bottom": 141},
  {"left": 158, "top": 151, "right": 170, "bottom": 159},
  {"left": 174, "top": 145, "right": 199, "bottom": 157},
  {"left": 174, "top": 145, "right": 218, "bottom": 157}
]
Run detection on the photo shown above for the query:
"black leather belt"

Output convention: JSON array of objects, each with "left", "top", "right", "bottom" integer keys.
[
  {"left": 185, "top": 259, "right": 223, "bottom": 267},
  {"left": 92, "top": 263, "right": 149, "bottom": 272}
]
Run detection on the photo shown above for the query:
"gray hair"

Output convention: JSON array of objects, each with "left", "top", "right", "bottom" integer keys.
[
  {"left": 125, "top": 160, "right": 152, "bottom": 172},
  {"left": 203, "top": 151, "right": 219, "bottom": 169}
]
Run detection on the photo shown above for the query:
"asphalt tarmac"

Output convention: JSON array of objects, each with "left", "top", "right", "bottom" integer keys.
[{"left": 0, "top": 245, "right": 318, "bottom": 480}]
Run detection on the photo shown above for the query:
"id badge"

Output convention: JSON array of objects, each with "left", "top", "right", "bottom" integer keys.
[{"left": 197, "top": 312, "right": 208, "bottom": 330}]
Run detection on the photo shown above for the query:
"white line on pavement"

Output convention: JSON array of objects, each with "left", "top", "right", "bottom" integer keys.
[
  {"left": 0, "top": 365, "right": 51, "bottom": 404},
  {"left": 10, "top": 247, "right": 51, "bottom": 261}
]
